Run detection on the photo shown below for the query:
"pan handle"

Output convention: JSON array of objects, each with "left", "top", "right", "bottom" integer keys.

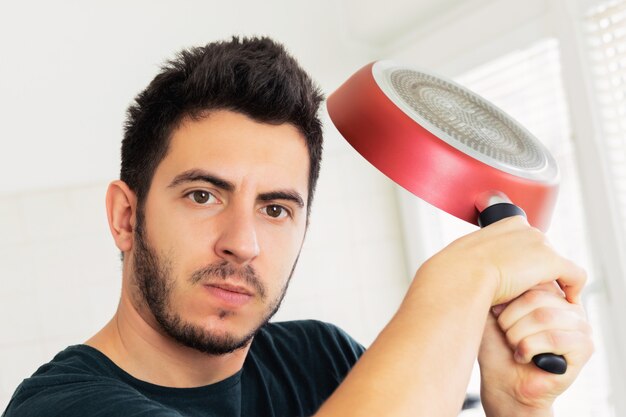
[{"left": 477, "top": 202, "right": 568, "bottom": 375}]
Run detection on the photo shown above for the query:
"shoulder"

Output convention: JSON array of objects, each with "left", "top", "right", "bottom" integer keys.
[
  {"left": 250, "top": 320, "right": 365, "bottom": 368},
  {"left": 242, "top": 321, "right": 365, "bottom": 415},
  {"left": 2, "top": 345, "right": 177, "bottom": 417},
  {"left": 264, "top": 319, "right": 362, "bottom": 346}
]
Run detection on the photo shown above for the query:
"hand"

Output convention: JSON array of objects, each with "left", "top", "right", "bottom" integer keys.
[
  {"left": 478, "top": 283, "right": 594, "bottom": 416},
  {"left": 422, "top": 216, "right": 587, "bottom": 306},
  {"left": 315, "top": 217, "right": 589, "bottom": 417}
]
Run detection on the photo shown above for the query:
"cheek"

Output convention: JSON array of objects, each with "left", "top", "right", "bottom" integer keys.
[
  {"left": 147, "top": 205, "right": 216, "bottom": 270},
  {"left": 258, "top": 224, "right": 304, "bottom": 281},
  {"left": 142, "top": 210, "right": 204, "bottom": 297}
]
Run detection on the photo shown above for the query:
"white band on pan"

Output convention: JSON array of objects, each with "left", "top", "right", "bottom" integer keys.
[{"left": 371, "top": 61, "right": 559, "bottom": 184}]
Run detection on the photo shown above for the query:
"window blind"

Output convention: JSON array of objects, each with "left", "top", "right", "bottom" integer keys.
[{"left": 586, "top": 0, "right": 626, "bottom": 247}]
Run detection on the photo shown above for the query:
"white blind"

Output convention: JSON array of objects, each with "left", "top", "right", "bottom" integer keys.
[
  {"left": 447, "top": 39, "right": 613, "bottom": 417},
  {"left": 586, "top": 0, "right": 626, "bottom": 246}
]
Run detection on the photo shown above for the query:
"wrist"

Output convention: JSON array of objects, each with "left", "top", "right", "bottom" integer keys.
[
  {"left": 484, "top": 407, "right": 553, "bottom": 417},
  {"left": 481, "top": 390, "right": 554, "bottom": 417}
]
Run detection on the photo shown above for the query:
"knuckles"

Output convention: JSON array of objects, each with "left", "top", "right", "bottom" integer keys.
[
  {"left": 515, "top": 331, "right": 565, "bottom": 361},
  {"left": 515, "top": 339, "right": 533, "bottom": 362},
  {"left": 501, "top": 303, "right": 593, "bottom": 354},
  {"left": 546, "top": 330, "right": 565, "bottom": 351},
  {"left": 513, "top": 326, "right": 594, "bottom": 364},
  {"left": 532, "top": 307, "right": 557, "bottom": 325}
]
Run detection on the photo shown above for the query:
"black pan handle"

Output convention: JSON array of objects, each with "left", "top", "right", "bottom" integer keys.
[{"left": 477, "top": 202, "right": 567, "bottom": 375}]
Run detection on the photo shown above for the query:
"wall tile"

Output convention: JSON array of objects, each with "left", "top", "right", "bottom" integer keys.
[
  {"left": 0, "top": 293, "right": 42, "bottom": 346},
  {"left": 17, "top": 190, "right": 74, "bottom": 242},
  {"left": 0, "top": 243, "right": 38, "bottom": 296},
  {"left": 66, "top": 183, "right": 110, "bottom": 237},
  {"left": 0, "top": 196, "right": 26, "bottom": 245},
  {"left": 35, "top": 282, "right": 93, "bottom": 340}
]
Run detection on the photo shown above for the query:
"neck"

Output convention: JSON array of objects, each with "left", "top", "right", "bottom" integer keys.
[{"left": 85, "top": 286, "right": 250, "bottom": 388}]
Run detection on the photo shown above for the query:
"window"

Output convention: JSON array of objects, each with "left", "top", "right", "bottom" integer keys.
[{"left": 587, "top": 0, "right": 626, "bottom": 240}]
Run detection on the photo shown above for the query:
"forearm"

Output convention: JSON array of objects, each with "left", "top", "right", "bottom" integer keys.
[{"left": 314, "top": 259, "right": 497, "bottom": 417}]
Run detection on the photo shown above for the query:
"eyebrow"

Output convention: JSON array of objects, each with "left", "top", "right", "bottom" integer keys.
[
  {"left": 167, "top": 169, "right": 305, "bottom": 208},
  {"left": 168, "top": 169, "right": 235, "bottom": 191},
  {"left": 258, "top": 191, "right": 305, "bottom": 208}
]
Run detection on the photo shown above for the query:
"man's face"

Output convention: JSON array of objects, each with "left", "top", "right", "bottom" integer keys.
[{"left": 130, "top": 110, "right": 310, "bottom": 355}]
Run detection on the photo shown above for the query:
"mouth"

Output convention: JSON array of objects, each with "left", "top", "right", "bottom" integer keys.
[{"left": 203, "top": 283, "right": 254, "bottom": 307}]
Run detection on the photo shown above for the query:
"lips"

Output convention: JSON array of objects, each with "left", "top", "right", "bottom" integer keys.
[
  {"left": 207, "top": 282, "right": 253, "bottom": 295},
  {"left": 203, "top": 283, "right": 254, "bottom": 307}
]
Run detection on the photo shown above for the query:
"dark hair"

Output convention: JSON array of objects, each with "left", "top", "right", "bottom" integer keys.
[{"left": 120, "top": 36, "right": 324, "bottom": 214}]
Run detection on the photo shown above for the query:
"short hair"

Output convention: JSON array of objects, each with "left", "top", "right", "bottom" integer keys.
[{"left": 120, "top": 36, "right": 324, "bottom": 214}]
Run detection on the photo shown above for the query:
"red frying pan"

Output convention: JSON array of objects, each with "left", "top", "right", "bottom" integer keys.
[{"left": 327, "top": 61, "right": 566, "bottom": 375}]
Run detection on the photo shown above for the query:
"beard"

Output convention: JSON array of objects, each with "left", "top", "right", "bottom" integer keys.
[{"left": 131, "top": 207, "right": 296, "bottom": 355}]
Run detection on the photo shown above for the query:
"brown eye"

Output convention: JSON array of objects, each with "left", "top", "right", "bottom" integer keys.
[
  {"left": 188, "top": 190, "right": 214, "bottom": 205},
  {"left": 265, "top": 205, "right": 287, "bottom": 218}
]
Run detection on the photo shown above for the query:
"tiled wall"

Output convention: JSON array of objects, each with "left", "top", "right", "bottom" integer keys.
[{"left": 0, "top": 121, "right": 410, "bottom": 410}]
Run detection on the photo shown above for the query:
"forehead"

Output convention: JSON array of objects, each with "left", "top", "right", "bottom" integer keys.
[{"left": 155, "top": 110, "right": 310, "bottom": 192}]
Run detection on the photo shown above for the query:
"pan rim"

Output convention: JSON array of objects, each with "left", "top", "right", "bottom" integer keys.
[{"left": 371, "top": 60, "right": 560, "bottom": 184}]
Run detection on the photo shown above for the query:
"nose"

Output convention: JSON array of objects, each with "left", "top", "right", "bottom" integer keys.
[{"left": 214, "top": 205, "right": 260, "bottom": 266}]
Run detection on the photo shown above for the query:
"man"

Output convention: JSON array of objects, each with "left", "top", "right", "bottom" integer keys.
[{"left": 2, "top": 36, "right": 592, "bottom": 417}]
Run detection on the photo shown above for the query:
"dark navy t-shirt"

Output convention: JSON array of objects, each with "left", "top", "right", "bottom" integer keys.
[{"left": 2, "top": 320, "right": 365, "bottom": 417}]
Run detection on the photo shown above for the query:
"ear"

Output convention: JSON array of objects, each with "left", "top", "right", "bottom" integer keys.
[{"left": 106, "top": 180, "right": 137, "bottom": 253}]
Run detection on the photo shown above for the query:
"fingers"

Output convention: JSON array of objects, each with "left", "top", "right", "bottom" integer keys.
[
  {"left": 513, "top": 329, "right": 594, "bottom": 367},
  {"left": 495, "top": 286, "right": 594, "bottom": 369},
  {"left": 504, "top": 307, "right": 589, "bottom": 350},
  {"left": 491, "top": 283, "right": 563, "bottom": 318},
  {"left": 521, "top": 242, "right": 587, "bottom": 305},
  {"left": 556, "top": 260, "right": 588, "bottom": 304},
  {"left": 529, "top": 281, "right": 564, "bottom": 296},
  {"left": 497, "top": 288, "right": 581, "bottom": 332},
  {"left": 480, "top": 217, "right": 586, "bottom": 304}
]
